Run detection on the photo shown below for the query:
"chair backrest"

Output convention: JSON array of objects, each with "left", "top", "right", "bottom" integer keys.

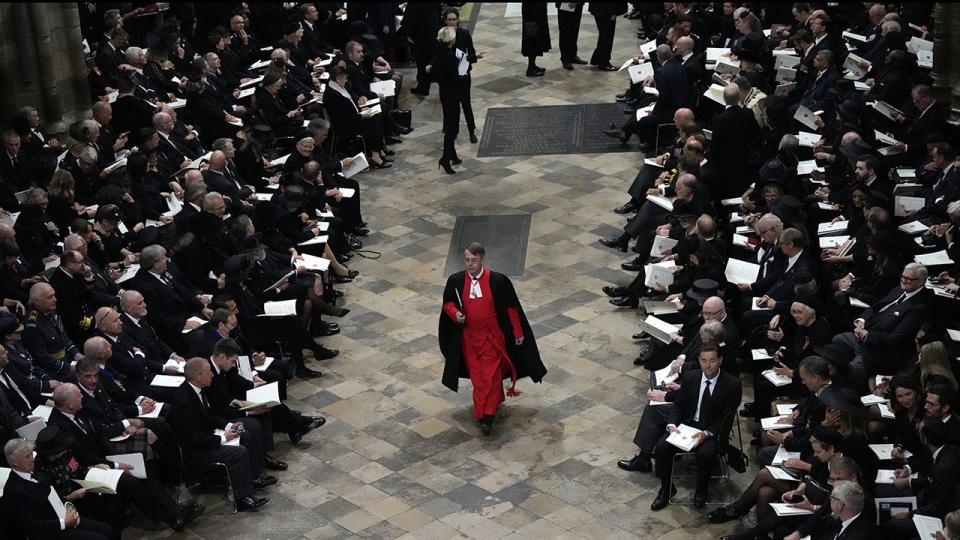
[{"left": 654, "top": 123, "right": 678, "bottom": 155}]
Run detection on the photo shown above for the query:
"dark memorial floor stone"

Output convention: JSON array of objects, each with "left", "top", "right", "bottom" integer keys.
[
  {"left": 444, "top": 215, "right": 531, "bottom": 277},
  {"left": 475, "top": 77, "right": 533, "bottom": 94},
  {"left": 477, "top": 104, "right": 634, "bottom": 157}
]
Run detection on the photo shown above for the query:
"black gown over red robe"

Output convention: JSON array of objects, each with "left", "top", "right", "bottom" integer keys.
[{"left": 438, "top": 269, "right": 546, "bottom": 414}]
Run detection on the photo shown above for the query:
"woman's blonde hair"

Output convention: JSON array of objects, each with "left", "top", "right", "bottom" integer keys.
[
  {"left": 47, "top": 169, "right": 75, "bottom": 199},
  {"left": 437, "top": 26, "right": 456, "bottom": 45},
  {"left": 920, "top": 341, "right": 958, "bottom": 390}
]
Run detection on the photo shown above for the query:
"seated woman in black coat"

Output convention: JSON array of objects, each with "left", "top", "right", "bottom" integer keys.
[
  {"left": 253, "top": 71, "right": 304, "bottom": 137},
  {"left": 321, "top": 65, "right": 391, "bottom": 169}
]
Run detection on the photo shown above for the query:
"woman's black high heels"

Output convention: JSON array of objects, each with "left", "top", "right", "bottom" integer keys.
[{"left": 439, "top": 160, "right": 456, "bottom": 174}]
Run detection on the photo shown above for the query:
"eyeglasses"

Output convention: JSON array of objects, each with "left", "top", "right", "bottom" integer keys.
[{"left": 900, "top": 275, "right": 919, "bottom": 282}]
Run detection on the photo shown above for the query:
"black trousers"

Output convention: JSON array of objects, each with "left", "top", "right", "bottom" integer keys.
[
  {"left": 632, "top": 403, "right": 673, "bottom": 455},
  {"left": 36, "top": 519, "right": 116, "bottom": 540},
  {"left": 590, "top": 14, "right": 617, "bottom": 66},
  {"left": 458, "top": 76, "right": 476, "bottom": 133},
  {"left": 115, "top": 473, "right": 179, "bottom": 524},
  {"left": 557, "top": 4, "right": 583, "bottom": 62},
  {"left": 204, "top": 443, "right": 255, "bottom": 501},
  {"left": 654, "top": 430, "right": 719, "bottom": 491},
  {"left": 439, "top": 88, "right": 461, "bottom": 161}
]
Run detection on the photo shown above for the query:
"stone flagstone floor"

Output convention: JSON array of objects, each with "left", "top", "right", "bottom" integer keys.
[{"left": 130, "top": 4, "right": 762, "bottom": 539}]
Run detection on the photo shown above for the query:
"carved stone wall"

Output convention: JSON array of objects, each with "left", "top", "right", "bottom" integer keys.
[
  {"left": 932, "top": 2, "right": 960, "bottom": 122},
  {"left": 0, "top": 3, "right": 90, "bottom": 134}
]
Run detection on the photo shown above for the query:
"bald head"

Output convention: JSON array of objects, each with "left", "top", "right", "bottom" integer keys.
[
  {"left": 723, "top": 85, "right": 741, "bottom": 106},
  {"left": 184, "top": 169, "right": 204, "bottom": 185},
  {"left": 676, "top": 36, "right": 695, "bottom": 55},
  {"left": 53, "top": 383, "right": 81, "bottom": 413},
  {"left": 83, "top": 336, "right": 111, "bottom": 360},
  {"left": 673, "top": 108, "right": 694, "bottom": 125},
  {"left": 0, "top": 223, "right": 14, "bottom": 240},
  {"left": 702, "top": 297, "right": 726, "bottom": 322},
  {"left": 208, "top": 150, "right": 226, "bottom": 170}
]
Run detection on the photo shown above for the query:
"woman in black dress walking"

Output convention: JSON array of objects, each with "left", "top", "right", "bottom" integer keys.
[
  {"left": 442, "top": 7, "right": 484, "bottom": 144},
  {"left": 433, "top": 26, "right": 465, "bottom": 174}
]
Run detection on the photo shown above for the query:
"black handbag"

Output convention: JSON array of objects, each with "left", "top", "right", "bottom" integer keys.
[{"left": 390, "top": 109, "right": 411, "bottom": 129}]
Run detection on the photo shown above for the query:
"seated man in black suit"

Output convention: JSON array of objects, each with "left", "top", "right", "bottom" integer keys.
[
  {"left": 46, "top": 383, "right": 195, "bottom": 530},
  {"left": 203, "top": 337, "right": 289, "bottom": 470},
  {"left": 879, "top": 418, "right": 960, "bottom": 539},
  {"left": 650, "top": 343, "right": 742, "bottom": 510},
  {"left": 118, "top": 290, "right": 185, "bottom": 372},
  {"left": 740, "top": 228, "right": 817, "bottom": 333},
  {"left": 167, "top": 357, "right": 272, "bottom": 511},
  {"left": 784, "top": 480, "right": 876, "bottom": 540},
  {"left": 95, "top": 305, "right": 179, "bottom": 400},
  {"left": 201, "top": 150, "right": 255, "bottom": 216},
  {"left": 1, "top": 438, "right": 116, "bottom": 540},
  {"left": 831, "top": 262, "right": 930, "bottom": 387},
  {"left": 124, "top": 244, "right": 211, "bottom": 353}
]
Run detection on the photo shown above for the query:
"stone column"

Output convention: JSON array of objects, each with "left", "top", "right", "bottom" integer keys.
[
  {"left": 0, "top": 3, "right": 90, "bottom": 134},
  {"left": 931, "top": 2, "right": 960, "bottom": 121}
]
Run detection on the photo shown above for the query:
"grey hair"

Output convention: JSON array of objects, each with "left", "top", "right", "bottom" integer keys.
[
  {"left": 881, "top": 20, "right": 900, "bottom": 34},
  {"left": 78, "top": 145, "right": 98, "bottom": 163},
  {"left": 758, "top": 213, "right": 784, "bottom": 232},
  {"left": 125, "top": 46, "right": 143, "bottom": 63},
  {"left": 139, "top": 244, "right": 167, "bottom": 271},
  {"left": 184, "top": 181, "right": 207, "bottom": 202},
  {"left": 830, "top": 480, "right": 865, "bottom": 513},
  {"left": 19, "top": 105, "right": 38, "bottom": 118},
  {"left": 52, "top": 383, "right": 77, "bottom": 409},
  {"left": 202, "top": 192, "right": 224, "bottom": 211},
  {"left": 82, "top": 336, "right": 110, "bottom": 358},
  {"left": 699, "top": 320, "right": 726, "bottom": 344},
  {"left": 211, "top": 138, "right": 233, "bottom": 151},
  {"left": 656, "top": 44, "right": 672, "bottom": 64},
  {"left": 904, "top": 262, "right": 928, "bottom": 282},
  {"left": 308, "top": 118, "right": 331, "bottom": 131},
  {"left": 3, "top": 438, "right": 33, "bottom": 462},
  {"left": 780, "top": 134, "right": 799, "bottom": 154},
  {"left": 119, "top": 289, "right": 142, "bottom": 311}
]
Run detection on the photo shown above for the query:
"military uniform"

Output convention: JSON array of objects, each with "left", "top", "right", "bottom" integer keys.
[
  {"left": 21, "top": 308, "right": 80, "bottom": 379},
  {"left": 4, "top": 341, "right": 55, "bottom": 393}
]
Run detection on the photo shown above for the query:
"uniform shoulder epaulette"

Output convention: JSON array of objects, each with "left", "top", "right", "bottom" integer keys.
[{"left": 26, "top": 310, "right": 40, "bottom": 323}]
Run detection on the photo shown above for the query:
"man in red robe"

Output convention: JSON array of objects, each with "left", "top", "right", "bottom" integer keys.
[{"left": 438, "top": 242, "right": 546, "bottom": 435}]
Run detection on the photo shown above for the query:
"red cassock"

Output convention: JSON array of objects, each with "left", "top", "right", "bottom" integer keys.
[{"left": 442, "top": 270, "right": 523, "bottom": 420}]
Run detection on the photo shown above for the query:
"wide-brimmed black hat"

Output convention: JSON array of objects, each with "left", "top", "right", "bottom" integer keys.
[
  {"left": 839, "top": 138, "right": 873, "bottom": 161},
  {"left": 809, "top": 425, "right": 845, "bottom": 446},
  {"left": 793, "top": 294, "right": 821, "bottom": 314},
  {"left": 686, "top": 278, "right": 719, "bottom": 301},
  {"left": 35, "top": 425, "right": 75, "bottom": 455},
  {"left": 812, "top": 344, "right": 852, "bottom": 375},
  {"left": 223, "top": 255, "right": 250, "bottom": 283}
]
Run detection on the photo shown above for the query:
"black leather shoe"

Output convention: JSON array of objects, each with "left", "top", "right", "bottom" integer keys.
[
  {"left": 253, "top": 476, "right": 277, "bottom": 490},
  {"left": 599, "top": 237, "right": 627, "bottom": 252},
  {"left": 315, "top": 324, "right": 340, "bottom": 337},
  {"left": 621, "top": 259, "right": 643, "bottom": 272},
  {"left": 336, "top": 253, "right": 350, "bottom": 264},
  {"left": 383, "top": 147, "right": 397, "bottom": 155},
  {"left": 479, "top": 416, "right": 493, "bottom": 435},
  {"left": 169, "top": 503, "right": 205, "bottom": 531},
  {"left": 597, "top": 64, "right": 618, "bottom": 71},
  {"left": 603, "top": 128, "right": 627, "bottom": 143},
  {"left": 469, "top": 131, "right": 478, "bottom": 143},
  {"left": 739, "top": 402, "right": 755, "bottom": 418},
  {"left": 396, "top": 126, "right": 413, "bottom": 135},
  {"left": 633, "top": 349, "right": 653, "bottom": 366},
  {"left": 304, "top": 416, "right": 326, "bottom": 430},
  {"left": 295, "top": 367, "right": 323, "bottom": 379},
  {"left": 264, "top": 455, "right": 288, "bottom": 471},
  {"left": 314, "top": 347, "right": 339, "bottom": 360},
  {"left": 562, "top": 61, "right": 574, "bottom": 70},
  {"left": 694, "top": 489, "right": 708, "bottom": 508},
  {"left": 602, "top": 285, "right": 627, "bottom": 297},
  {"left": 632, "top": 332, "right": 649, "bottom": 340},
  {"left": 289, "top": 427, "right": 307, "bottom": 444},
  {"left": 615, "top": 94, "right": 629, "bottom": 103},
  {"left": 439, "top": 159, "right": 456, "bottom": 174},
  {"left": 385, "top": 135, "right": 403, "bottom": 145},
  {"left": 609, "top": 296, "right": 639, "bottom": 308},
  {"left": 353, "top": 227, "right": 370, "bottom": 237},
  {"left": 526, "top": 68, "right": 545, "bottom": 77},
  {"left": 614, "top": 201, "right": 638, "bottom": 214},
  {"left": 572, "top": 57, "right": 588, "bottom": 64},
  {"left": 237, "top": 496, "right": 269, "bottom": 511},
  {"left": 651, "top": 485, "right": 677, "bottom": 511},
  {"left": 707, "top": 504, "right": 742, "bottom": 524},
  {"left": 617, "top": 453, "right": 651, "bottom": 472},
  {"left": 370, "top": 160, "right": 392, "bottom": 170}
]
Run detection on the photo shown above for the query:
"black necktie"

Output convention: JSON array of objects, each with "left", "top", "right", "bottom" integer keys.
[
  {"left": 881, "top": 292, "right": 906, "bottom": 312},
  {"left": 698, "top": 380, "right": 711, "bottom": 421}
]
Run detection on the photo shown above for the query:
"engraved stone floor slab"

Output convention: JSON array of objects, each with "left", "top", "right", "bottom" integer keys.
[{"left": 444, "top": 214, "right": 532, "bottom": 278}]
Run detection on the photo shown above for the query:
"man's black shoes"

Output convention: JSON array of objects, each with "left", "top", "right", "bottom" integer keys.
[
  {"left": 599, "top": 237, "right": 627, "bottom": 252},
  {"left": 237, "top": 496, "right": 269, "bottom": 511},
  {"left": 617, "top": 453, "right": 651, "bottom": 472}
]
